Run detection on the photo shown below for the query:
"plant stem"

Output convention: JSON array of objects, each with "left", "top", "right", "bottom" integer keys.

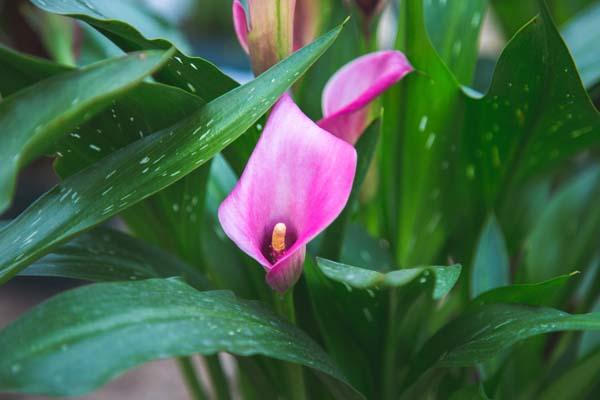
[
  {"left": 382, "top": 290, "right": 399, "bottom": 400},
  {"left": 177, "top": 357, "right": 208, "bottom": 400},
  {"left": 274, "top": 290, "right": 307, "bottom": 400},
  {"left": 205, "top": 355, "right": 231, "bottom": 400}
]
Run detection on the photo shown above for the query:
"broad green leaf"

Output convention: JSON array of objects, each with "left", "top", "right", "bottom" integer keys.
[
  {"left": 408, "top": 304, "right": 600, "bottom": 382},
  {"left": 0, "top": 44, "right": 68, "bottom": 96},
  {"left": 0, "top": 49, "right": 173, "bottom": 213},
  {"left": 385, "top": 1, "right": 600, "bottom": 267},
  {"left": 19, "top": 227, "right": 209, "bottom": 290},
  {"left": 382, "top": 0, "right": 461, "bottom": 265},
  {"left": 32, "top": 0, "right": 264, "bottom": 178},
  {"left": 0, "top": 44, "right": 211, "bottom": 268},
  {"left": 471, "top": 272, "right": 578, "bottom": 307},
  {"left": 424, "top": 0, "right": 487, "bottom": 85},
  {"left": 0, "top": 278, "right": 362, "bottom": 399},
  {"left": 0, "top": 25, "right": 344, "bottom": 284},
  {"left": 32, "top": 0, "right": 234, "bottom": 101},
  {"left": 304, "top": 256, "right": 385, "bottom": 397},
  {"left": 316, "top": 258, "right": 461, "bottom": 300},
  {"left": 470, "top": 215, "right": 510, "bottom": 298},
  {"left": 561, "top": 2, "right": 600, "bottom": 89},
  {"left": 525, "top": 165, "right": 600, "bottom": 282},
  {"left": 462, "top": 6, "right": 600, "bottom": 206},
  {"left": 31, "top": 0, "right": 264, "bottom": 257},
  {"left": 307, "top": 257, "right": 460, "bottom": 398},
  {"left": 538, "top": 348, "right": 600, "bottom": 400},
  {"left": 31, "top": 0, "right": 191, "bottom": 52},
  {"left": 53, "top": 83, "right": 209, "bottom": 266}
]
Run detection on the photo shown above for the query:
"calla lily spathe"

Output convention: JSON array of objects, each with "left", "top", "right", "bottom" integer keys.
[
  {"left": 317, "top": 50, "right": 413, "bottom": 144},
  {"left": 233, "top": 0, "right": 317, "bottom": 75},
  {"left": 218, "top": 94, "right": 357, "bottom": 292}
]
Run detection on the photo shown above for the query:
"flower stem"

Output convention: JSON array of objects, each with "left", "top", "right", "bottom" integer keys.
[
  {"left": 205, "top": 355, "right": 231, "bottom": 400},
  {"left": 274, "top": 290, "right": 307, "bottom": 400},
  {"left": 382, "top": 290, "right": 399, "bottom": 400},
  {"left": 177, "top": 357, "right": 207, "bottom": 400}
]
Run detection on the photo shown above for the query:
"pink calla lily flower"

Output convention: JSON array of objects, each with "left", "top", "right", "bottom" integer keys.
[
  {"left": 318, "top": 50, "right": 413, "bottom": 144},
  {"left": 218, "top": 94, "right": 357, "bottom": 292}
]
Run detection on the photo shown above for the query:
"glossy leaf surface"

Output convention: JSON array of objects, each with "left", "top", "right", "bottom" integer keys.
[{"left": 0, "top": 278, "right": 361, "bottom": 398}]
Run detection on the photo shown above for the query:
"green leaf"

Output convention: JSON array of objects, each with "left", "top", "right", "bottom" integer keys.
[
  {"left": 31, "top": 0, "right": 191, "bottom": 52},
  {"left": 19, "top": 227, "right": 209, "bottom": 290},
  {"left": 30, "top": 0, "right": 265, "bottom": 258},
  {"left": 470, "top": 215, "right": 510, "bottom": 298},
  {"left": 471, "top": 272, "right": 579, "bottom": 307},
  {"left": 32, "top": 0, "right": 265, "bottom": 179},
  {"left": 424, "top": 0, "right": 487, "bottom": 85},
  {"left": 0, "top": 24, "right": 344, "bottom": 284},
  {"left": 382, "top": 0, "right": 462, "bottom": 265},
  {"left": 316, "top": 258, "right": 461, "bottom": 300},
  {"left": 408, "top": 304, "right": 600, "bottom": 382},
  {"left": 0, "top": 44, "right": 69, "bottom": 97},
  {"left": 304, "top": 256, "right": 384, "bottom": 397},
  {"left": 0, "top": 49, "right": 173, "bottom": 213},
  {"left": 0, "top": 278, "right": 362, "bottom": 399},
  {"left": 0, "top": 44, "right": 211, "bottom": 269},
  {"left": 525, "top": 165, "right": 600, "bottom": 282},
  {"left": 385, "top": 0, "right": 600, "bottom": 267},
  {"left": 538, "top": 348, "right": 600, "bottom": 400},
  {"left": 561, "top": 2, "right": 600, "bottom": 89},
  {"left": 462, "top": 5, "right": 600, "bottom": 207},
  {"left": 32, "top": 0, "right": 234, "bottom": 101}
]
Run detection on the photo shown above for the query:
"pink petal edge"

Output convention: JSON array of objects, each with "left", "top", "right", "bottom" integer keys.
[
  {"left": 266, "top": 245, "right": 306, "bottom": 293},
  {"left": 232, "top": 0, "right": 250, "bottom": 54},
  {"left": 318, "top": 50, "right": 413, "bottom": 144}
]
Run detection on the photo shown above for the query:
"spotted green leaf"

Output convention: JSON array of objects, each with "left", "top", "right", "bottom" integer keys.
[
  {"left": 31, "top": 0, "right": 235, "bottom": 101},
  {"left": 0, "top": 49, "right": 173, "bottom": 213},
  {"left": 0, "top": 278, "right": 362, "bottom": 399},
  {"left": 0, "top": 44, "right": 212, "bottom": 269},
  {"left": 384, "top": 1, "right": 600, "bottom": 267},
  {"left": 407, "top": 304, "right": 600, "bottom": 383}
]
